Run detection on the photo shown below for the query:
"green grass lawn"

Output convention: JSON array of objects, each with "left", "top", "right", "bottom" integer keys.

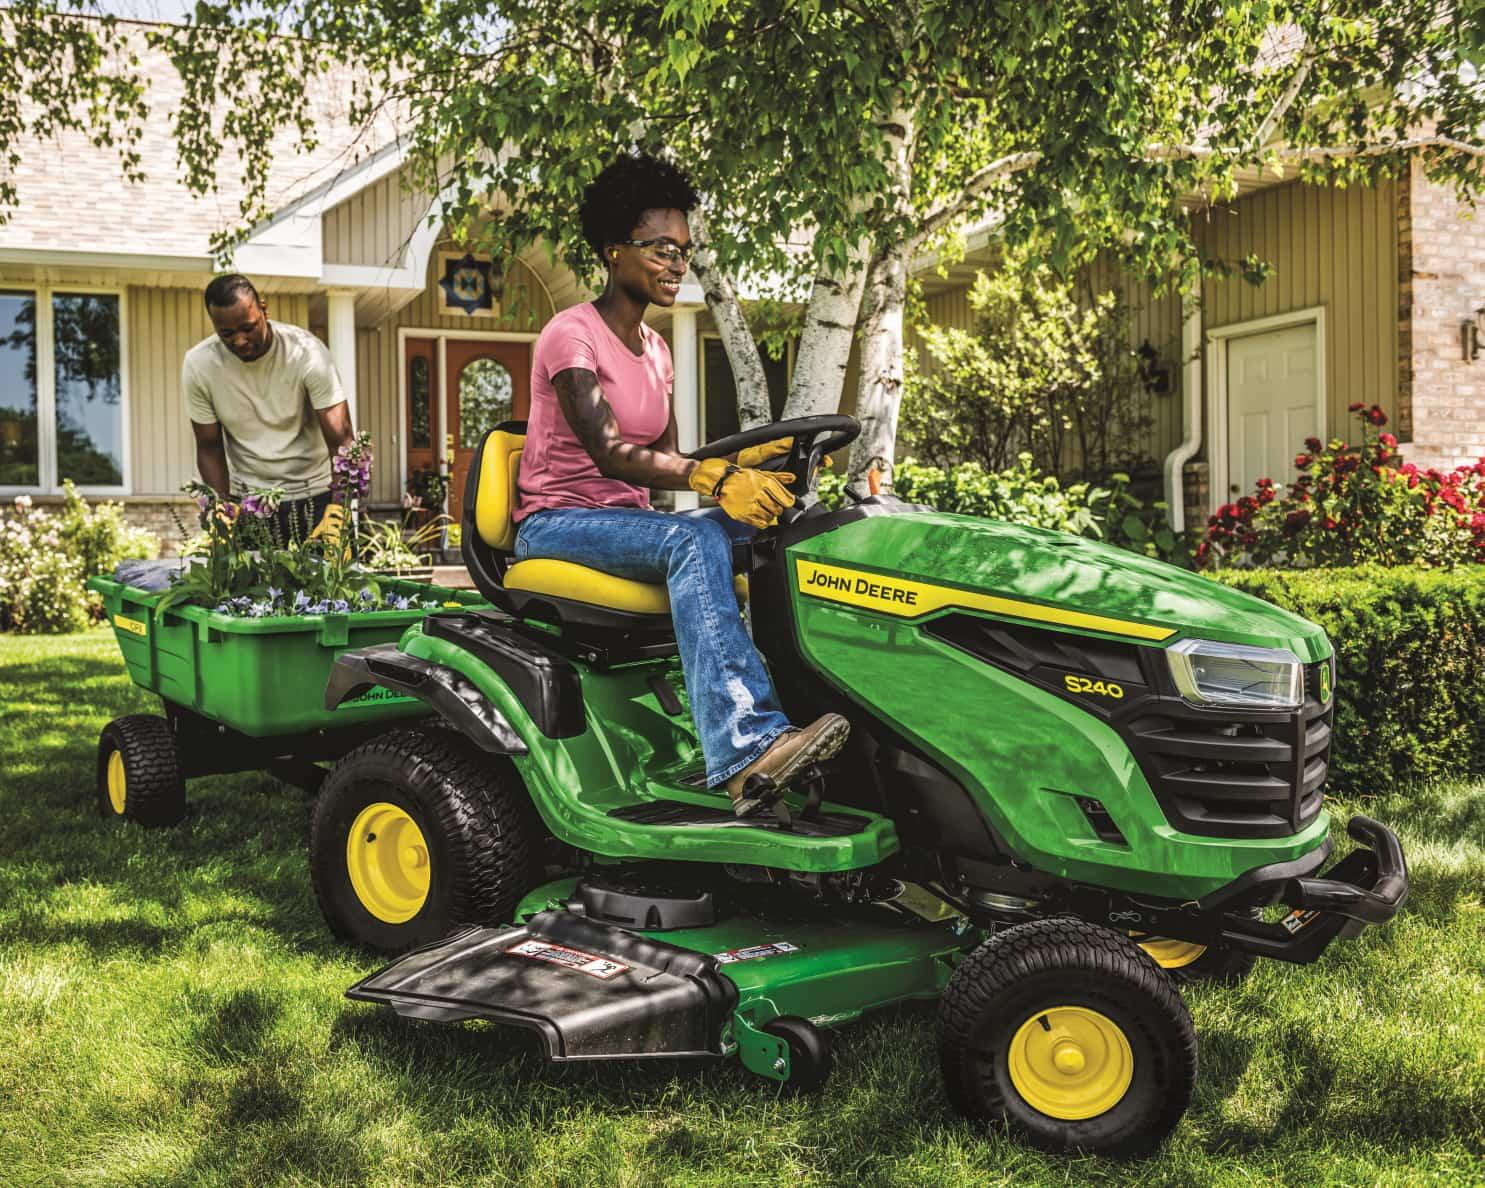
[{"left": 1, "top": 628, "right": 1482, "bottom": 1187}]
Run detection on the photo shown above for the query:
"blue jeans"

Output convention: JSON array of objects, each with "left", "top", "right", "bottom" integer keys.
[{"left": 514, "top": 506, "right": 789, "bottom": 786}]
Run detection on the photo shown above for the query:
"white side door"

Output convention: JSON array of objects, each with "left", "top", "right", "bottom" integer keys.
[{"left": 1224, "top": 322, "right": 1321, "bottom": 497}]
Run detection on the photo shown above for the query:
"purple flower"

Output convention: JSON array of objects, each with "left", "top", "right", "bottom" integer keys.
[
  {"left": 292, "top": 590, "right": 311, "bottom": 613},
  {"left": 240, "top": 494, "right": 264, "bottom": 517},
  {"left": 391, "top": 594, "right": 411, "bottom": 611},
  {"left": 306, "top": 599, "right": 330, "bottom": 614},
  {"left": 329, "top": 598, "right": 350, "bottom": 614},
  {"left": 358, "top": 588, "right": 375, "bottom": 602},
  {"left": 267, "top": 586, "right": 283, "bottom": 602}
]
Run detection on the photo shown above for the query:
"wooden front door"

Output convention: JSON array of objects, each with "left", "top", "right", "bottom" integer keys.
[{"left": 445, "top": 339, "right": 531, "bottom": 524}]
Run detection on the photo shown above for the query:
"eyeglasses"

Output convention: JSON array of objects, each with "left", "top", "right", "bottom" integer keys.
[{"left": 619, "top": 238, "right": 694, "bottom": 266}]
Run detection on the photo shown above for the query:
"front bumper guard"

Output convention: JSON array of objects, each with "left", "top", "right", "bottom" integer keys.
[{"left": 1199, "top": 814, "right": 1410, "bottom": 963}]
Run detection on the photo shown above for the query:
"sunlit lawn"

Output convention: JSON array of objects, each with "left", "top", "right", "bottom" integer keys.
[{"left": 1, "top": 628, "right": 1482, "bottom": 1186}]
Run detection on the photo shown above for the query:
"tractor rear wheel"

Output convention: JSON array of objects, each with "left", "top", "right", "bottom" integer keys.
[
  {"left": 938, "top": 917, "right": 1197, "bottom": 1157},
  {"left": 96, "top": 715, "right": 187, "bottom": 827},
  {"left": 310, "top": 728, "right": 537, "bottom": 952}
]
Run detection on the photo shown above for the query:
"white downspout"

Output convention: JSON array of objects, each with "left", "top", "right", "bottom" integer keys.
[
  {"left": 670, "top": 304, "right": 702, "bottom": 510},
  {"left": 1163, "top": 277, "right": 1203, "bottom": 534}
]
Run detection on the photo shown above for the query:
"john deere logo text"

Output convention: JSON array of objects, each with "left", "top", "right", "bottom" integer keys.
[
  {"left": 1064, "top": 674, "right": 1124, "bottom": 699},
  {"left": 793, "top": 558, "right": 1178, "bottom": 641},
  {"left": 802, "top": 564, "right": 920, "bottom": 607},
  {"left": 1318, "top": 661, "right": 1332, "bottom": 703},
  {"left": 113, "top": 614, "right": 147, "bottom": 638}
]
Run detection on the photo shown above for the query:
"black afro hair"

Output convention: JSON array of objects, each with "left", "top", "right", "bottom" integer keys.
[{"left": 579, "top": 152, "right": 699, "bottom": 264}]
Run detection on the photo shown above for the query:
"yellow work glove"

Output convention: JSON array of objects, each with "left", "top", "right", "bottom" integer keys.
[
  {"left": 688, "top": 458, "right": 797, "bottom": 529},
  {"left": 737, "top": 436, "right": 793, "bottom": 469},
  {"left": 309, "top": 502, "right": 346, "bottom": 545}
]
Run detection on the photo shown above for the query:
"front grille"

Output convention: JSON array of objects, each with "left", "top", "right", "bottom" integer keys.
[
  {"left": 1123, "top": 689, "right": 1330, "bottom": 837},
  {"left": 926, "top": 614, "right": 1332, "bottom": 839}
]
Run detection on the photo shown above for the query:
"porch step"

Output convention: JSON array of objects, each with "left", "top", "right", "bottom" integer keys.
[{"left": 431, "top": 564, "right": 476, "bottom": 590}]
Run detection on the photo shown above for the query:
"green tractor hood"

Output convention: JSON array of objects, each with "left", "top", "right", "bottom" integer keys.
[{"left": 791, "top": 509, "right": 1330, "bottom": 662}]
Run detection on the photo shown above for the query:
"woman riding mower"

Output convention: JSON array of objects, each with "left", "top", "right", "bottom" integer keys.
[{"left": 512, "top": 152, "right": 848, "bottom": 818}]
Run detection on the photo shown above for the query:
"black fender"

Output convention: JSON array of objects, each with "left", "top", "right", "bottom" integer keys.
[{"left": 324, "top": 643, "right": 527, "bottom": 754}]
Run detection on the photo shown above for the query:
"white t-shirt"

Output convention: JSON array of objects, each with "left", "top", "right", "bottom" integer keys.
[{"left": 183, "top": 321, "right": 346, "bottom": 496}]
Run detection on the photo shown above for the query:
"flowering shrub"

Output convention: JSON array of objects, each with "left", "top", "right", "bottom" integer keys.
[
  {"left": 0, "top": 486, "right": 158, "bottom": 633},
  {"left": 1198, "top": 404, "right": 1485, "bottom": 570}
]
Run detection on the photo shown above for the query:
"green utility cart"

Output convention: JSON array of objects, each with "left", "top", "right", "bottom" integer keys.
[{"left": 88, "top": 574, "right": 488, "bottom": 824}]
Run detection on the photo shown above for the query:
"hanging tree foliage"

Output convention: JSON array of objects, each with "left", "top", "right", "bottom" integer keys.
[{"left": 6, "top": 1, "right": 1485, "bottom": 481}]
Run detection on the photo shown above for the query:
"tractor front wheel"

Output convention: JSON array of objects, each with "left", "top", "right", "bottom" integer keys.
[
  {"left": 938, "top": 917, "right": 1197, "bottom": 1157},
  {"left": 96, "top": 715, "right": 187, "bottom": 827},
  {"left": 310, "top": 728, "right": 537, "bottom": 952}
]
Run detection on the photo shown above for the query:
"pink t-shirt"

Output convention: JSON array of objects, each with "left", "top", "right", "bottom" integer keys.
[{"left": 515, "top": 302, "right": 673, "bottom": 521}]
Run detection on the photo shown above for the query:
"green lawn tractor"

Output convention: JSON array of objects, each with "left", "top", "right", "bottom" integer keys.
[
  {"left": 314, "top": 414, "right": 1407, "bottom": 1156},
  {"left": 90, "top": 414, "right": 1408, "bottom": 1156}
]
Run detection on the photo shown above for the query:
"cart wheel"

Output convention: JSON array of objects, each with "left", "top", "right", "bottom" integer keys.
[
  {"left": 1133, "top": 933, "right": 1256, "bottom": 986},
  {"left": 310, "top": 728, "right": 537, "bottom": 952},
  {"left": 96, "top": 715, "right": 187, "bottom": 827},
  {"left": 763, "top": 1015, "right": 833, "bottom": 1093},
  {"left": 938, "top": 917, "right": 1197, "bottom": 1157}
]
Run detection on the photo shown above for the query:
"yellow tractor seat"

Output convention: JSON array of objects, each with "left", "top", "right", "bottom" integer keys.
[
  {"left": 461, "top": 422, "right": 745, "bottom": 635},
  {"left": 505, "top": 558, "right": 748, "bottom": 615}
]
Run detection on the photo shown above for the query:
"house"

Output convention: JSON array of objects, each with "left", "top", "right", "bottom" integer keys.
[{"left": 3, "top": 21, "right": 1481, "bottom": 547}]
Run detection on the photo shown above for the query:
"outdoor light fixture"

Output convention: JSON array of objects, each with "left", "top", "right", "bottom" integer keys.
[
  {"left": 1136, "top": 339, "right": 1172, "bottom": 395},
  {"left": 1462, "top": 307, "right": 1485, "bottom": 362}
]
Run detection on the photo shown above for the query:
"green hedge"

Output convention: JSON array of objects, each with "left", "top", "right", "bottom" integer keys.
[{"left": 1212, "top": 566, "right": 1485, "bottom": 794}]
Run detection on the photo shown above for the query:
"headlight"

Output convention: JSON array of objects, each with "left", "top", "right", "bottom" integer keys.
[{"left": 1166, "top": 638, "right": 1303, "bottom": 710}]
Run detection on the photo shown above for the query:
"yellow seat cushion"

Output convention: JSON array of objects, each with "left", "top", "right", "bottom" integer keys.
[
  {"left": 474, "top": 430, "right": 524, "bottom": 553},
  {"left": 505, "top": 559, "right": 748, "bottom": 615}
]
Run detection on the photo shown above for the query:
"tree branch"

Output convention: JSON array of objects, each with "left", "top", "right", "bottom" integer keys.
[{"left": 908, "top": 149, "right": 1042, "bottom": 250}]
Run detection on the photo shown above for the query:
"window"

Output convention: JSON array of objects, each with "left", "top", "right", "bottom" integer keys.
[
  {"left": 702, "top": 337, "right": 788, "bottom": 442},
  {"left": 458, "top": 357, "right": 512, "bottom": 447},
  {"left": 409, "top": 356, "right": 432, "bottom": 449},
  {"left": 0, "top": 287, "right": 127, "bottom": 491}
]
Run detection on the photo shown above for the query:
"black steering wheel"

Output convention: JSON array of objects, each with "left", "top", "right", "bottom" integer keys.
[{"left": 686, "top": 414, "right": 860, "bottom": 499}]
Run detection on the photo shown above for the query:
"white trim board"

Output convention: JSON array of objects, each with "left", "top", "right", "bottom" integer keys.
[{"left": 1205, "top": 305, "right": 1327, "bottom": 506}]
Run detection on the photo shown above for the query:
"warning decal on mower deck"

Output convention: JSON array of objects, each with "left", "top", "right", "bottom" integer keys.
[
  {"left": 713, "top": 941, "right": 800, "bottom": 965},
  {"left": 506, "top": 939, "right": 630, "bottom": 980},
  {"left": 794, "top": 558, "right": 1175, "bottom": 642}
]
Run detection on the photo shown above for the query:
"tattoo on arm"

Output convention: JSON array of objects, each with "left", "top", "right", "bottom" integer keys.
[{"left": 552, "top": 368, "right": 696, "bottom": 490}]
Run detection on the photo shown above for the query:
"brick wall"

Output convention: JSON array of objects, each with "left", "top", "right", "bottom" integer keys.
[{"left": 1403, "top": 163, "right": 1485, "bottom": 470}]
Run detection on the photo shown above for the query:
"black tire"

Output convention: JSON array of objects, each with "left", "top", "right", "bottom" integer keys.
[
  {"left": 763, "top": 1015, "right": 832, "bottom": 1093},
  {"left": 96, "top": 714, "right": 187, "bottom": 827},
  {"left": 310, "top": 728, "right": 537, "bottom": 952},
  {"left": 938, "top": 917, "right": 1198, "bottom": 1158}
]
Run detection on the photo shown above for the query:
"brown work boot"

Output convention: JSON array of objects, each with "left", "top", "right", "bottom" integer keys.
[{"left": 725, "top": 713, "right": 851, "bottom": 817}]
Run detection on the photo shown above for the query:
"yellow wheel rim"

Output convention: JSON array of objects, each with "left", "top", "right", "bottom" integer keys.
[
  {"left": 345, "top": 802, "right": 431, "bottom": 924},
  {"left": 1135, "top": 935, "right": 1208, "bottom": 970},
  {"left": 106, "top": 750, "right": 127, "bottom": 815},
  {"left": 1008, "top": 1006, "right": 1134, "bottom": 1120}
]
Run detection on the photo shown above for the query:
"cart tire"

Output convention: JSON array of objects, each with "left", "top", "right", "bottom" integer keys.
[
  {"left": 938, "top": 917, "right": 1197, "bottom": 1157},
  {"left": 310, "top": 728, "right": 537, "bottom": 952},
  {"left": 763, "top": 1015, "right": 832, "bottom": 1093},
  {"left": 96, "top": 715, "right": 187, "bottom": 827}
]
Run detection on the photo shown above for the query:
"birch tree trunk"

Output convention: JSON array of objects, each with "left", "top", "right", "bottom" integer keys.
[
  {"left": 685, "top": 206, "right": 774, "bottom": 428},
  {"left": 848, "top": 102, "right": 916, "bottom": 487},
  {"left": 782, "top": 239, "right": 872, "bottom": 419}
]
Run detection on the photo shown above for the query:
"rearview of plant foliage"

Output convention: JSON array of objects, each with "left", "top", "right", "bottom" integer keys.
[{"left": 888, "top": 254, "right": 1181, "bottom": 561}]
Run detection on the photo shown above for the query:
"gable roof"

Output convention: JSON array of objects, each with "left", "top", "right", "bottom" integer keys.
[{"left": 0, "top": 19, "right": 404, "bottom": 271}]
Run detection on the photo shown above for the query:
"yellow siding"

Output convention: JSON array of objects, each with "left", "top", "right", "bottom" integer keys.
[
  {"left": 1195, "top": 178, "right": 1399, "bottom": 444},
  {"left": 323, "top": 171, "right": 433, "bottom": 268},
  {"left": 126, "top": 287, "right": 310, "bottom": 495}
]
